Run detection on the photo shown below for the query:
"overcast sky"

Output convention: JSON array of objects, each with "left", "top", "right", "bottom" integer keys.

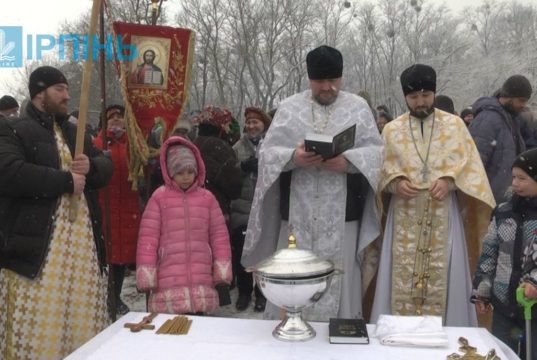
[
  {"left": 0, "top": 0, "right": 494, "bottom": 97},
  {"left": 2, "top": 0, "right": 474, "bottom": 34}
]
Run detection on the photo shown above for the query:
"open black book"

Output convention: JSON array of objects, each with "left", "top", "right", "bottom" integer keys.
[
  {"left": 329, "top": 318, "right": 369, "bottom": 344},
  {"left": 304, "top": 124, "right": 356, "bottom": 159}
]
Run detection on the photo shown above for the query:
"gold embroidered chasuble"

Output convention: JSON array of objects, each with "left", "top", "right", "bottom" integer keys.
[{"left": 379, "top": 109, "right": 495, "bottom": 317}]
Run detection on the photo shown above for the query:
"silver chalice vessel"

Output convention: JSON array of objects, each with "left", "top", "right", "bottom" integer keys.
[{"left": 249, "top": 234, "right": 338, "bottom": 342}]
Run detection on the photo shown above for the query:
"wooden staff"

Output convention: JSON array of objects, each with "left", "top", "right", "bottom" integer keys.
[
  {"left": 69, "top": 0, "right": 103, "bottom": 222},
  {"left": 98, "top": 0, "right": 117, "bottom": 322}
]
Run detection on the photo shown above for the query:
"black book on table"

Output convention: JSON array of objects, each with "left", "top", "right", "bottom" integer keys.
[
  {"left": 328, "top": 318, "right": 369, "bottom": 344},
  {"left": 304, "top": 124, "right": 356, "bottom": 159}
]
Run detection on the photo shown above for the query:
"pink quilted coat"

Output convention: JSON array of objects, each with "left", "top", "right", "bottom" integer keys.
[{"left": 136, "top": 136, "right": 232, "bottom": 314}]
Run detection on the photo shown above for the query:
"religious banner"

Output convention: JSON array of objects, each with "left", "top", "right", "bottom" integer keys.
[{"left": 112, "top": 22, "right": 195, "bottom": 188}]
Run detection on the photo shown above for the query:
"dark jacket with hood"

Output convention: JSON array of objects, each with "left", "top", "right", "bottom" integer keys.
[
  {"left": 229, "top": 134, "right": 261, "bottom": 230},
  {"left": 469, "top": 96, "right": 525, "bottom": 203},
  {"left": 193, "top": 124, "right": 242, "bottom": 217},
  {"left": 0, "top": 102, "right": 113, "bottom": 279}
]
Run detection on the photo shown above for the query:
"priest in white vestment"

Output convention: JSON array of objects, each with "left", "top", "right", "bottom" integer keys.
[
  {"left": 241, "top": 45, "right": 384, "bottom": 321},
  {"left": 371, "top": 64, "right": 495, "bottom": 326}
]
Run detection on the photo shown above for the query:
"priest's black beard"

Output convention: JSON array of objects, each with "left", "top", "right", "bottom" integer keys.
[
  {"left": 503, "top": 100, "right": 521, "bottom": 116},
  {"left": 43, "top": 94, "right": 69, "bottom": 117},
  {"left": 408, "top": 105, "right": 434, "bottom": 120}
]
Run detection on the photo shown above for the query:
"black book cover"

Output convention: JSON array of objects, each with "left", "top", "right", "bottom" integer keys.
[
  {"left": 329, "top": 318, "right": 369, "bottom": 344},
  {"left": 304, "top": 124, "right": 356, "bottom": 159}
]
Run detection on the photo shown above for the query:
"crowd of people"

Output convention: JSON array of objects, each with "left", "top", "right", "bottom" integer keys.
[{"left": 0, "top": 44, "right": 536, "bottom": 360}]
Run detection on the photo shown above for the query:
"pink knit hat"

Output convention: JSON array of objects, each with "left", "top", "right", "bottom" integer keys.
[{"left": 166, "top": 145, "right": 198, "bottom": 177}]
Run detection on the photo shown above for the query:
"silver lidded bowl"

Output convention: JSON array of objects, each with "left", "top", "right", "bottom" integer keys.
[{"left": 248, "top": 234, "right": 338, "bottom": 341}]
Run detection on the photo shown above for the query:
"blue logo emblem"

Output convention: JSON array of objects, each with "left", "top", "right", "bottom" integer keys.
[{"left": 0, "top": 26, "right": 22, "bottom": 68}]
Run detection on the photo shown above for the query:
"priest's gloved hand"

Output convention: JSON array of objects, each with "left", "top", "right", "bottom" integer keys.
[{"left": 241, "top": 157, "right": 258, "bottom": 173}]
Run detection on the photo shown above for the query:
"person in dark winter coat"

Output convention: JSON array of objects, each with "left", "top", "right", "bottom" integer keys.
[
  {"left": 193, "top": 106, "right": 242, "bottom": 221},
  {"left": 469, "top": 75, "right": 532, "bottom": 203},
  {"left": 230, "top": 107, "right": 270, "bottom": 312},
  {"left": 93, "top": 104, "right": 141, "bottom": 315},
  {"left": 518, "top": 107, "right": 537, "bottom": 150},
  {"left": 376, "top": 104, "right": 390, "bottom": 115},
  {"left": 433, "top": 94, "right": 455, "bottom": 114},
  {"left": 376, "top": 111, "right": 393, "bottom": 133},
  {"left": 460, "top": 107, "right": 474, "bottom": 126},
  {"left": 0, "top": 95, "right": 19, "bottom": 118},
  {"left": 0, "top": 66, "right": 113, "bottom": 359},
  {"left": 472, "top": 148, "right": 537, "bottom": 359}
]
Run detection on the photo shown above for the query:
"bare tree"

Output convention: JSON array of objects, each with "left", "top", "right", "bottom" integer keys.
[
  {"left": 226, "top": 0, "right": 301, "bottom": 110},
  {"left": 278, "top": 0, "right": 316, "bottom": 97},
  {"left": 110, "top": 0, "right": 169, "bottom": 24},
  {"left": 465, "top": 0, "right": 504, "bottom": 56},
  {"left": 177, "top": 0, "right": 231, "bottom": 108},
  {"left": 15, "top": 0, "right": 534, "bottom": 123}
]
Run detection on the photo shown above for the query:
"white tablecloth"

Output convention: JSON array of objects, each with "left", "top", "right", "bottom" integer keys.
[{"left": 65, "top": 312, "right": 519, "bottom": 360}]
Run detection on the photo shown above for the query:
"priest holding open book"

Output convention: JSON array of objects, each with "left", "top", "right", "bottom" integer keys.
[{"left": 241, "top": 45, "right": 383, "bottom": 321}]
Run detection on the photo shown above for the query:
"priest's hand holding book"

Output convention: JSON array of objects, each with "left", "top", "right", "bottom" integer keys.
[
  {"left": 320, "top": 155, "right": 348, "bottom": 173},
  {"left": 293, "top": 142, "right": 323, "bottom": 167},
  {"left": 293, "top": 142, "right": 348, "bottom": 173}
]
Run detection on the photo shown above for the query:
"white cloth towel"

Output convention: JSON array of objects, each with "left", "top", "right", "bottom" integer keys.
[{"left": 374, "top": 315, "right": 449, "bottom": 347}]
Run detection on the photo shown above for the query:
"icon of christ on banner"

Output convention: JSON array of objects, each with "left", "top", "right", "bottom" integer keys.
[
  {"left": 128, "top": 36, "right": 170, "bottom": 88},
  {"left": 113, "top": 20, "right": 195, "bottom": 189},
  {"left": 131, "top": 49, "right": 163, "bottom": 85}
]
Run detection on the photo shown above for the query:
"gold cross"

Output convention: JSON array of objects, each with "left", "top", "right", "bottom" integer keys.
[{"left": 446, "top": 337, "right": 501, "bottom": 360}]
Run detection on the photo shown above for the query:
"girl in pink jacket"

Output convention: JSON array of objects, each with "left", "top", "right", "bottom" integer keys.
[{"left": 136, "top": 136, "right": 232, "bottom": 314}]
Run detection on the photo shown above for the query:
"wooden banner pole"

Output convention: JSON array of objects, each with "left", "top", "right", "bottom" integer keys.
[{"left": 69, "top": 0, "right": 103, "bottom": 222}]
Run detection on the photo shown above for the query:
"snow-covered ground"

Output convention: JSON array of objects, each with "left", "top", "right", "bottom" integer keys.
[{"left": 119, "top": 270, "right": 264, "bottom": 320}]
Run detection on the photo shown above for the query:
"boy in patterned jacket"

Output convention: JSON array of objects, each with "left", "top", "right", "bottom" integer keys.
[{"left": 472, "top": 148, "right": 537, "bottom": 359}]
